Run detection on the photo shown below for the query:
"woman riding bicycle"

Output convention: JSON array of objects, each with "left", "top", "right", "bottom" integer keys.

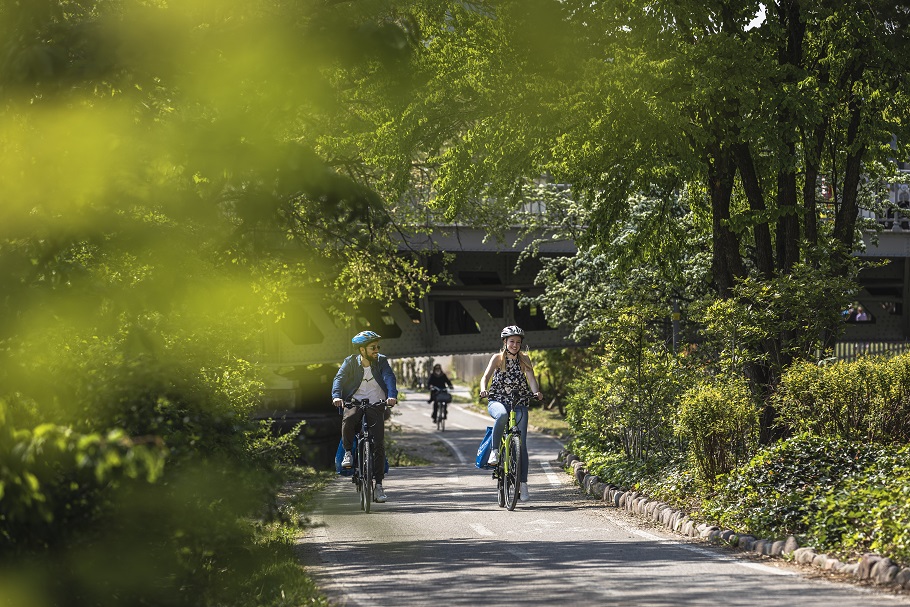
[
  {"left": 331, "top": 330, "right": 399, "bottom": 503},
  {"left": 479, "top": 325, "right": 542, "bottom": 502}
]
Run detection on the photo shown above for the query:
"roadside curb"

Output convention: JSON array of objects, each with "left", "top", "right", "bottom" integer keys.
[{"left": 557, "top": 449, "right": 910, "bottom": 592}]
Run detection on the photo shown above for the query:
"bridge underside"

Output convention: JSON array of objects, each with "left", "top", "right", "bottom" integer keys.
[
  {"left": 262, "top": 250, "right": 577, "bottom": 372},
  {"left": 257, "top": 227, "right": 578, "bottom": 419}
]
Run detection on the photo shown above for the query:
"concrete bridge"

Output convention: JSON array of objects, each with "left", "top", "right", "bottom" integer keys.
[
  {"left": 260, "top": 224, "right": 577, "bottom": 380},
  {"left": 257, "top": 224, "right": 576, "bottom": 416}
]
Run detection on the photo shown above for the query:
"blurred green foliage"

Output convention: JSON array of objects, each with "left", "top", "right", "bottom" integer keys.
[{"left": 0, "top": 0, "right": 432, "bottom": 604}]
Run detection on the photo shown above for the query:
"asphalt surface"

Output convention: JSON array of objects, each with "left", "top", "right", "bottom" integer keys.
[{"left": 297, "top": 389, "right": 910, "bottom": 606}]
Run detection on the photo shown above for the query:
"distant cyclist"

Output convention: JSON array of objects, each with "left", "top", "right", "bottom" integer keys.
[
  {"left": 332, "top": 331, "right": 399, "bottom": 503},
  {"left": 479, "top": 325, "right": 542, "bottom": 502},
  {"left": 427, "top": 363, "right": 454, "bottom": 423}
]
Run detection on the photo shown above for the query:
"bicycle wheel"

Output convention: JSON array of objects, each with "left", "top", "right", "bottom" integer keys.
[
  {"left": 360, "top": 440, "right": 373, "bottom": 513},
  {"left": 496, "top": 464, "right": 506, "bottom": 507},
  {"left": 437, "top": 404, "right": 445, "bottom": 431},
  {"left": 493, "top": 441, "right": 506, "bottom": 508},
  {"left": 352, "top": 444, "right": 361, "bottom": 493},
  {"left": 505, "top": 434, "right": 521, "bottom": 511}
]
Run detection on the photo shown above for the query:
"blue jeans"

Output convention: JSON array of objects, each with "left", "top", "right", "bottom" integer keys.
[{"left": 488, "top": 401, "right": 529, "bottom": 483}]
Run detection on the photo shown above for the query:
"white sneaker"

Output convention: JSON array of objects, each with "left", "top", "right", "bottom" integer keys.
[
  {"left": 487, "top": 450, "right": 499, "bottom": 465},
  {"left": 373, "top": 483, "right": 387, "bottom": 503},
  {"left": 341, "top": 450, "right": 353, "bottom": 468},
  {"left": 520, "top": 483, "right": 529, "bottom": 502}
]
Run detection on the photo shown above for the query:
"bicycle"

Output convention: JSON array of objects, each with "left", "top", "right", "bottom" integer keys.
[
  {"left": 342, "top": 398, "right": 388, "bottom": 513},
  {"left": 430, "top": 386, "right": 451, "bottom": 431},
  {"left": 492, "top": 398, "right": 528, "bottom": 511}
]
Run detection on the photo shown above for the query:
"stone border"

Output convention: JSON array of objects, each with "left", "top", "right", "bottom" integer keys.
[{"left": 558, "top": 449, "right": 910, "bottom": 591}]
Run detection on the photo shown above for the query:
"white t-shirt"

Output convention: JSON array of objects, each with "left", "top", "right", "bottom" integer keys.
[{"left": 352, "top": 366, "right": 386, "bottom": 403}]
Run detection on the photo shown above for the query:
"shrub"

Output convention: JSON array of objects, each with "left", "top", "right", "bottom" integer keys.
[
  {"left": 776, "top": 354, "right": 910, "bottom": 442},
  {"left": 676, "top": 376, "right": 759, "bottom": 484},
  {"left": 565, "top": 341, "right": 689, "bottom": 462},
  {"left": 0, "top": 409, "right": 167, "bottom": 553},
  {"left": 809, "top": 445, "right": 910, "bottom": 564},
  {"left": 702, "top": 434, "right": 881, "bottom": 539}
]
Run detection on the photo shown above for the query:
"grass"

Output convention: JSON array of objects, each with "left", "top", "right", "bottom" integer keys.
[
  {"left": 527, "top": 406, "right": 572, "bottom": 440},
  {"left": 387, "top": 442, "right": 434, "bottom": 466},
  {"left": 386, "top": 417, "right": 435, "bottom": 466},
  {"left": 245, "top": 466, "right": 335, "bottom": 607},
  {"left": 465, "top": 401, "right": 571, "bottom": 440}
]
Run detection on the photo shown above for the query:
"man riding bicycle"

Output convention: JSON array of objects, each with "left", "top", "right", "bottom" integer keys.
[{"left": 332, "top": 330, "right": 399, "bottom": 503}]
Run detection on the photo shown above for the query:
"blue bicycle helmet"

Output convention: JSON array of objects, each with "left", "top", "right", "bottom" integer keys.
[{"left": 352, "top": 330, "right": 382, "bottom": 346}]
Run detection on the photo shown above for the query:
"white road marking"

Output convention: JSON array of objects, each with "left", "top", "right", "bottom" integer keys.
[
  {"left": 436, "top": 434, "right": 467, "bottom": 464},
  {"left": 527, "top": 518, "right": 563, "bottom": 527},
  {"left": 540, "top": 461, "right": 563, "bottom": 487},
  {"left": 470, "top": 523, "right": 496, "bottom": 536},
  {"left": 607, "top": 516, "right": 796, "bottom": 577}
]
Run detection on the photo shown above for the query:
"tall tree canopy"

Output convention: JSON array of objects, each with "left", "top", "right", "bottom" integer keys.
[{"left": 330, "top": 0, "right": 910, "bottom": 436}]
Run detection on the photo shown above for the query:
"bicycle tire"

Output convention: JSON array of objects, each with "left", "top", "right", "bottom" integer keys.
[
  {"left": 361, "top": 440, "right": 373, "bottom": 513},
  {"left": 505, "top": 434, "right": 521, "bottom": 511},
  {"left": 352, "top": 444, "right": 361, "bottom": 493},
  {"left": 496, "top": 448, "right": 506, "bottom": 508}
]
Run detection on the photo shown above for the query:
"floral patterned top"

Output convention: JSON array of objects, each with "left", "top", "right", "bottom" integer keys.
[{"left": 488, "top": 356, "right": 532, "bottom": 408}]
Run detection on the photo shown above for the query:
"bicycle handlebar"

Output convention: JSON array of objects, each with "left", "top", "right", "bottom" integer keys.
[{"left": 341, "top": 399, "right": 390, "bottom": 409}]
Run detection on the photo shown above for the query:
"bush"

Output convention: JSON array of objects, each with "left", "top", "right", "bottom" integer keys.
[
  {"left": 809, "top": 445, "right": 910, "bottom": 564},
  {"left": 0, "top": 411, "right": 167, "bottom": 554},
  {"left": 565, "top": 341, "right": 689, "bottom": 462},
  {"left": 0, "top": 323, "right": 317, "bottom": 605},
  {"left": 676, "top": 376, "right": 759, "bottom": 484},
  {"left": 776, "top": 354, "right": 910, "bottom": 442},
  {"left": 702, "top": 434, "right": 881, "bottom": 539}
]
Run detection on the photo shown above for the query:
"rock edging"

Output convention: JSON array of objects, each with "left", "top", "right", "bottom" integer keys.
[{"left": 557, "top": 449, "right": 910, "bottom": 591}]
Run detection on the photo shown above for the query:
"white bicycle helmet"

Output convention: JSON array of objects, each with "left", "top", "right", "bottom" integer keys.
[{"left": 500, "top": 325, "right": 525, "bottom": 339}]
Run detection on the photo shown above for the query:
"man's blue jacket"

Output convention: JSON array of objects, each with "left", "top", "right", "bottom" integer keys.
[{"left": 331, "top": 353, "right": 399, "bottom": 401}]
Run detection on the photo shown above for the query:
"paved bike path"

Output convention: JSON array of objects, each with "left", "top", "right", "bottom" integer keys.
[{"left": 297, "top": 394, "right": 910, "bottom": 606}]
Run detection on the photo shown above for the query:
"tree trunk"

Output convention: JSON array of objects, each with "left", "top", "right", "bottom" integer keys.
[
  {"left": 735, "top": 143, "right": 774, "bottom": 278},
  {"left": 832, "top": 99, "right": 866, "bottom": 267},
  {"left": 802, "top": 120, "right": 828, "bottom": 250},
  {"left": 709, "top": 146, "right": 745, "bottom": 295},
  {"left": 776, "top": 167, "right": 801, "bottom": 273}
]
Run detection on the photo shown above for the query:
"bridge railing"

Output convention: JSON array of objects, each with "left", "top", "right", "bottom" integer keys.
[{"left": 833, "top": 340, "right": 910, "bottom": 362}]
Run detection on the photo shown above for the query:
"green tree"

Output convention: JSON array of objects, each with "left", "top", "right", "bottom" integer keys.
[{"left": 339, "top": 0, "right": 910, "bottom": 440}]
